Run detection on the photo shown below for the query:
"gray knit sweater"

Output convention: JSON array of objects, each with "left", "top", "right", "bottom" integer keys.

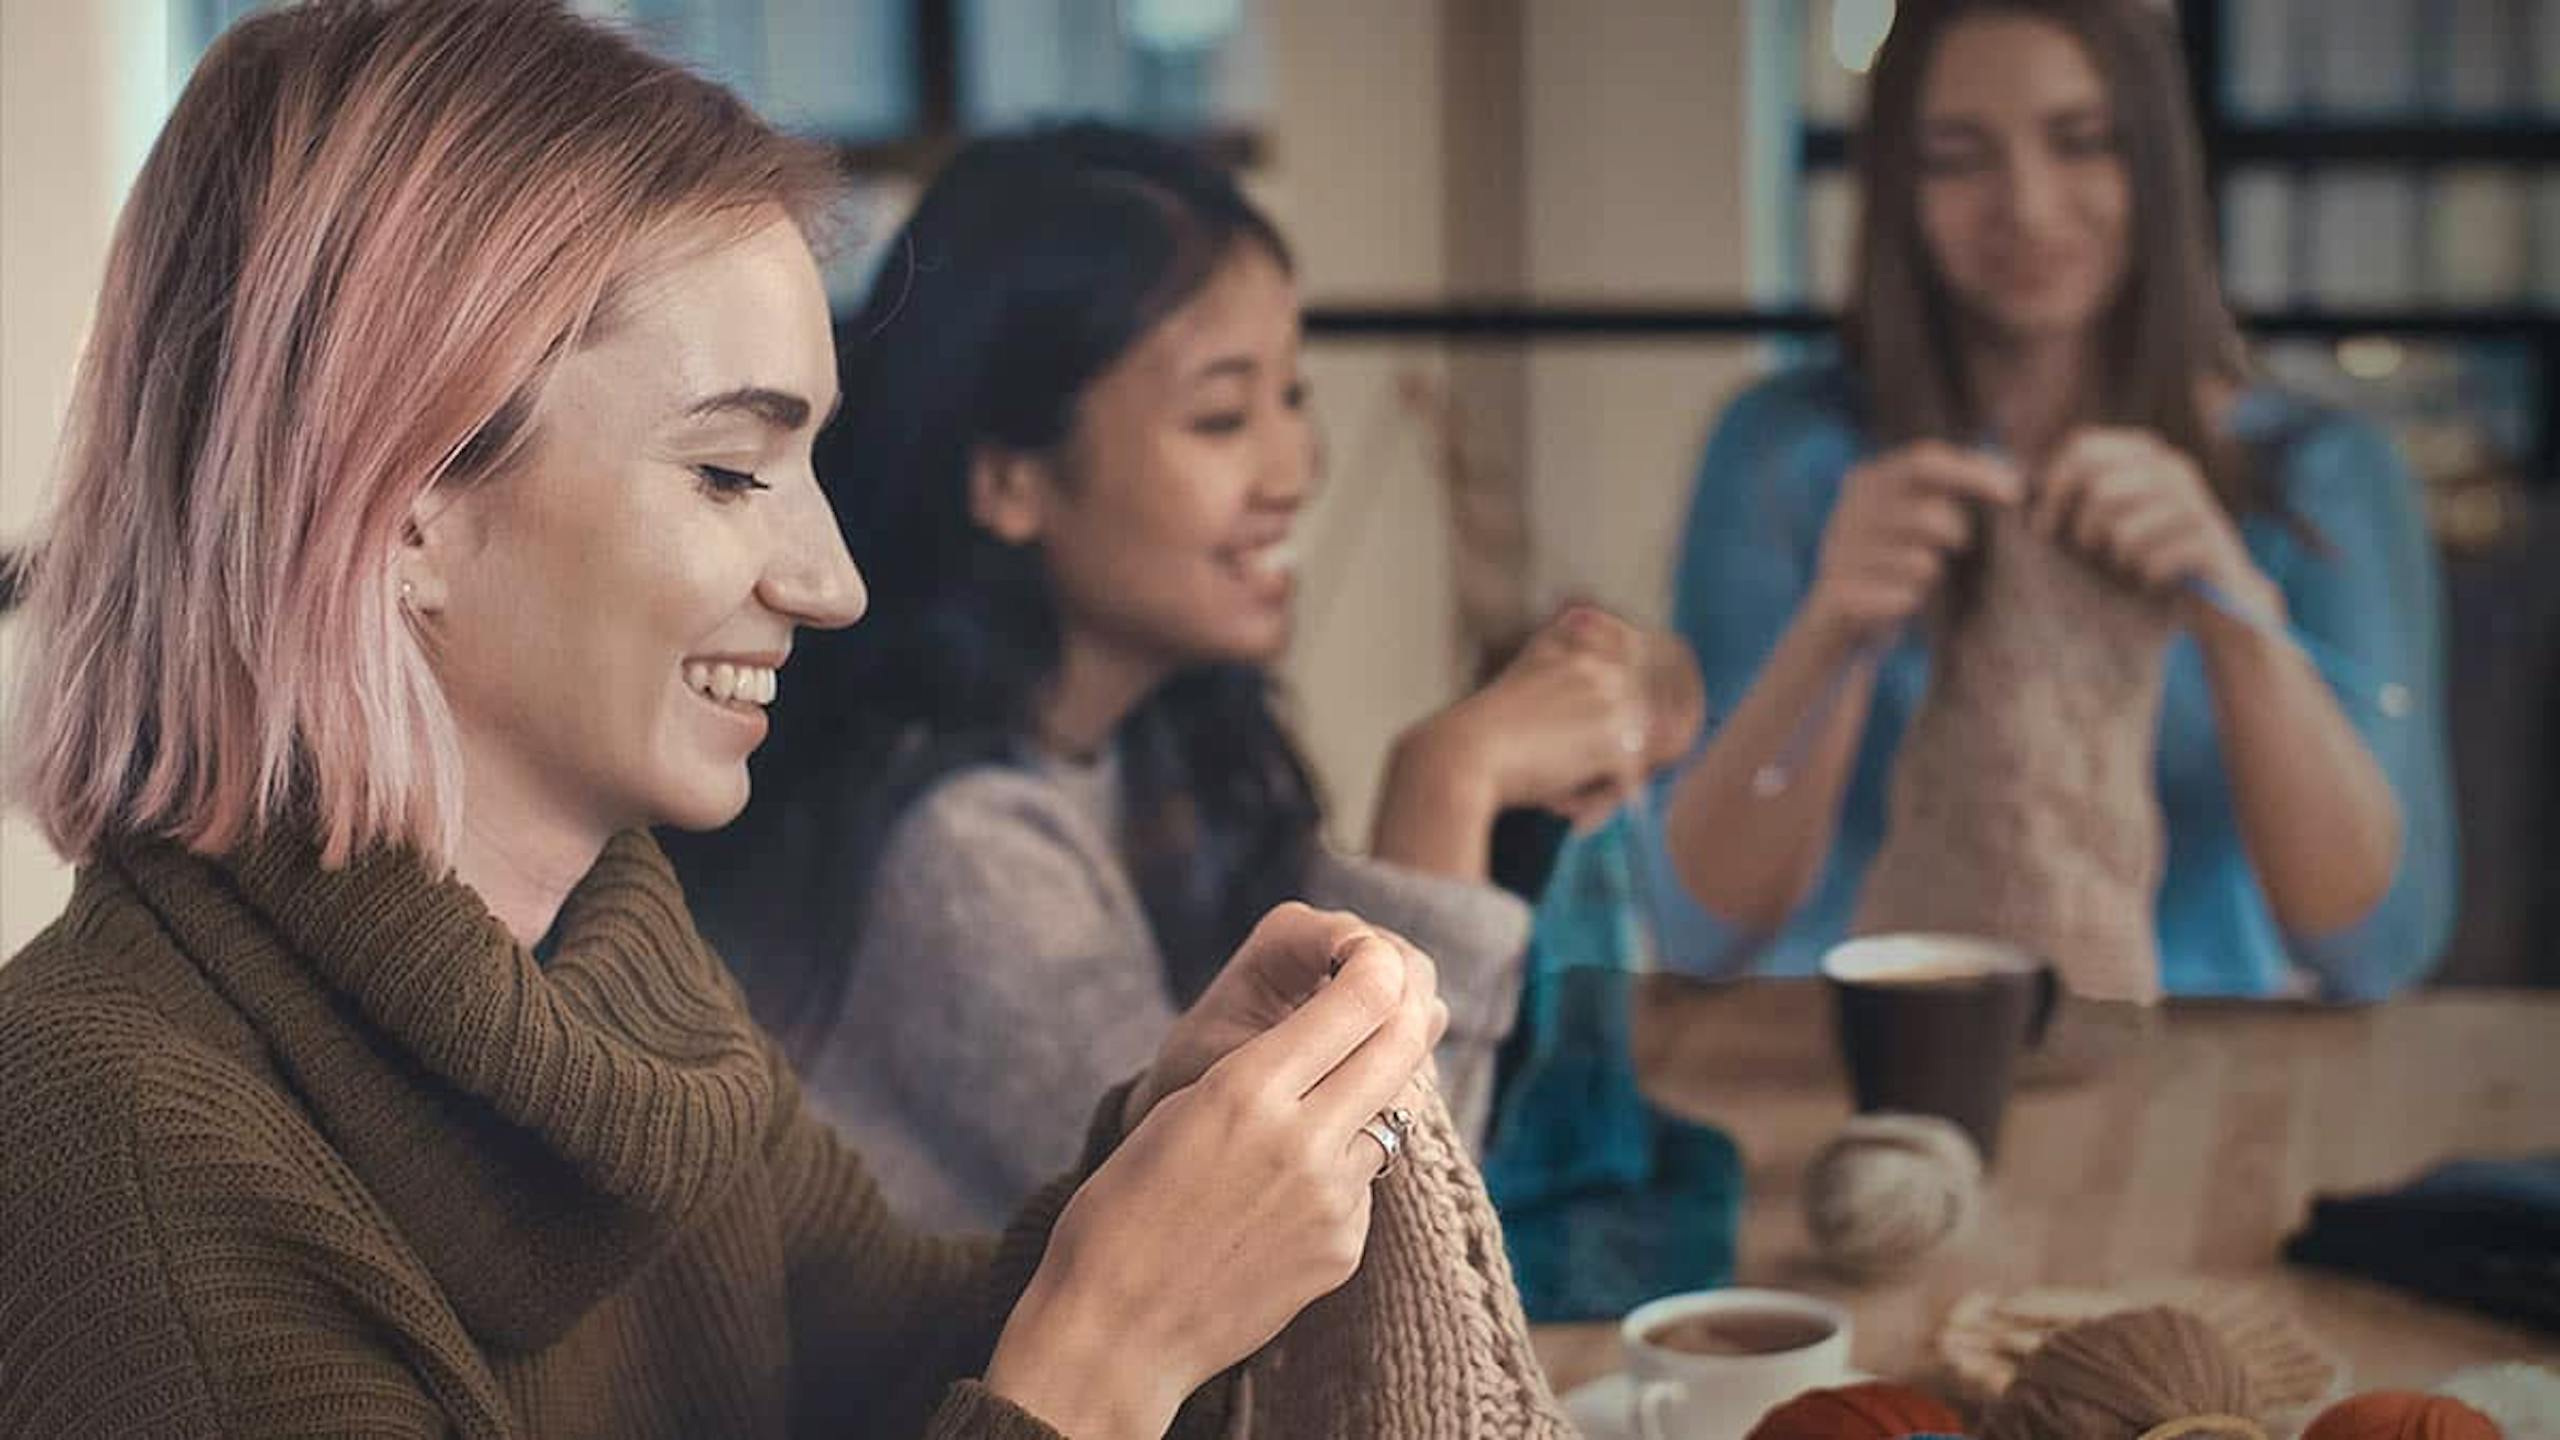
[{"left": 800, "top": 748, "right": 1533, "bottom": 1230}]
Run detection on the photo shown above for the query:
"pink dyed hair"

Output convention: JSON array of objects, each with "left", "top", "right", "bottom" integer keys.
[{"left": 4, "top": 0, "right": 847, "bottom": 866}]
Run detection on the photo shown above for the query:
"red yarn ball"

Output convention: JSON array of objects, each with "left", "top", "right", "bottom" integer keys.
[
  {"left": 2303, "top": 1391, "right": 2503, "bottom": 1440},
  {"left": 1746, "top": 1380, "right": 1967, "bottom": 1440}
]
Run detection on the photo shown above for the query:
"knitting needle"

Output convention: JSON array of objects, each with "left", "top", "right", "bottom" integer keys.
[
  {"left": 2179, "top": 576, "right": 2413, "bottom": 721},
  {"left": 1750, "top": 633, "right": 1893, "bottom": 798}
]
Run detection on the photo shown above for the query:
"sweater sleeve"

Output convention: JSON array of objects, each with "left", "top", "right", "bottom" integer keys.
[
  {"left": 806, "top": 769, "right": 1185, "bottom": 1224},
  {"left": 1303, "top": 850, "right": 1530, "bottom": 1150},
  {"left": 1248, "top": 1072, "right": 1573, "bottom": 1438},
  {"left": 764, "top": 1046, "right": 1239, "bottom": 1440},
  {"left": 2258, "top": 414, "right": 2459, "bottom": 1000}
]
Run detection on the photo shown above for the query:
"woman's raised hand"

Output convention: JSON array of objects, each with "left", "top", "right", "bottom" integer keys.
[
  {"left": 1806, "top": 440, "right": 2025, "bottom": 644},
  {"left": 2028, "top": 427, "right": 2278, "bottom": 624},
  {"left": 1406, "top": 604, "right": 1659, "bottom": 832}
]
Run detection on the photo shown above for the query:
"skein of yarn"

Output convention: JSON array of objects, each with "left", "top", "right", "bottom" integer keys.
[
  {"left": 1981, "top": 1306, "right": 2264, "bottom": 1440},
  {"left": 2302, "top": 1391, "right": 2504, "bottom": 1440},
  {"left": 1746, "top": 1380, "right": 1967, "bottom": 1439},
  {"left": 1804, "top": 1113, "right": 1983, "bottom": 1277}
]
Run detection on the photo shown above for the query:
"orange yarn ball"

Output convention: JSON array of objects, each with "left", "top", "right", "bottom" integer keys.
[
  {"left": 2303, "top": 1391, "right": 2503, "bottom": 1440},
  {"left": 1746, "top": 1380, "right": 1967, "bottom": 1439}
]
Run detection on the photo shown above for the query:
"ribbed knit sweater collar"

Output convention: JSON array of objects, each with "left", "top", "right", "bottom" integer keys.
[{"left": 106, "top": 827, "right": 773, "bottom": 1352}]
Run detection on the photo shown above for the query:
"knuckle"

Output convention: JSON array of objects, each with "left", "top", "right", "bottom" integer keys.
[
  {"left": 1407, "top": 945, "right": 1440, "bottom": 998},
  {"left": 1334, "top": 951, "right": 1403, "bottom": 1018}
]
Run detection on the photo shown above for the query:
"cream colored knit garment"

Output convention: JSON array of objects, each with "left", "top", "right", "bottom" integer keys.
[
  {"left": 1852, "top": 509, "right": 2177, "bottom": 1003},
  {"left": 1249, "top": 1073, "right": 1577, "bottom": 1438}
]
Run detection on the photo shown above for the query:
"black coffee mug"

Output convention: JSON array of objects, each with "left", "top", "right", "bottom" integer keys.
[{"left": 1822, "top": 934, "right": 2058, "bottom": 1162}]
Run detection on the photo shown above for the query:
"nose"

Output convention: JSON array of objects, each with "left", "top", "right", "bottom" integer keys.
[
  {"left": 759, "top": 479, "right": 867, "bottom": 630},
  {"left": 2001, "top": 143, "right": 2068, "bottom": 237},
  {"left": 1254, "top": 404, "right": 1317, "bottom": 514}
]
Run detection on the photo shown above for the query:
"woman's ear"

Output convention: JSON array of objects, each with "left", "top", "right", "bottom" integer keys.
[
  {"left": 967, "top": 443, "right": 1055, "bottom": 546},
  {"left": 397, "top": 486, "right": 486, "bottom": 616}
]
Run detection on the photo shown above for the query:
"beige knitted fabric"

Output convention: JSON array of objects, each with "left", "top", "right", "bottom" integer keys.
[
  {"left": 1252, "top": 1071, "right": 1577, "bottom": 1439},
  {"left": 1853, "top": 510, "right": 2177, "bottom": 1002}
]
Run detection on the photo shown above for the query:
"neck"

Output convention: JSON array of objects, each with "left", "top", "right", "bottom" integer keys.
[
  {"left": 448, "top": 757, "right": 613, "bottom": 946},
  {"left": 1037, "top": 625, "right": 1171, "bottom": 761},
  {"left": 1963, "top": 325, "right": 2095, "bottom": 469}
]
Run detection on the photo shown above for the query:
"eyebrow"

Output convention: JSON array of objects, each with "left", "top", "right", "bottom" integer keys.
[
  {"left": 682, "top": 386, "right": 841, "bottom": 431},
  {"left": 1922, "top": 102, "right": 2112, "bottom": 135},
  {"left": 1189, "top": 355, "right": 1258, "bottom": 385}
]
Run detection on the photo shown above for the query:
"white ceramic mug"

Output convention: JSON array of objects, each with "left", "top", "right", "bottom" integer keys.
[{"left": 1622, "top": 1289, "right": 1854, "bottom": 1440}]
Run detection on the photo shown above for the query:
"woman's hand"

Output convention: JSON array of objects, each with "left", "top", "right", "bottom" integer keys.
[
  {"left": 1121, "top": 904, "right": 1445, "bottom": 1133},
  {"left": 1395, "top": 605, "right": 1654, "bottom": 834},
  {"left": 1806, "top": 440, "right": 2024, "bottom": 645},
  {"left": 1637, "top": 625, "right": 1709, "bottom": 772},
  {"left": 985, "top": 919, "right": 1445, "bottom": 1439},
  {"left": 2028, "top": 427, "right": 2281, "bottom": 628}
]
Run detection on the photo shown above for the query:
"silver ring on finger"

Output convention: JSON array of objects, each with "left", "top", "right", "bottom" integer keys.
[{"left": 1358, "top": 1106, "right": 1414, "bottom": 1181}]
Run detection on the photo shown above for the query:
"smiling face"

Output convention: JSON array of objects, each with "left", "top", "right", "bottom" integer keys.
[
  {"left": 1913, "top": 12, "right": 2133, "bottom": 345},
  {"left": 981, "top": 241, "right": 1313, "bottom": 676},
  {"left": 412, "top": 214, "right": 866, "bottom": 844}
]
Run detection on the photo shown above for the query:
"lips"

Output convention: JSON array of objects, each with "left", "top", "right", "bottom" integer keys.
[{"left": 1992, "top": 247, "right": 2087, "bottom": 290}]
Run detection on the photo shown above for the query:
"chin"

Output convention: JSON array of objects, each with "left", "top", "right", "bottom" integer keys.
[
  {"left": 1212, "top": 614, "right": 1293, "bottom": 668},
  {"left": 1971, "top": 296, "right": 2107, "bottom": 348},
  {"left": 652, "top": 774, "right": 754, "bottom": 834}
]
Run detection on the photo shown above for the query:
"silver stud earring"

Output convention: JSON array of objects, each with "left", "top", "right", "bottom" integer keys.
[{"left": 398, "top": 578, "right": 415, "bottom": 608}]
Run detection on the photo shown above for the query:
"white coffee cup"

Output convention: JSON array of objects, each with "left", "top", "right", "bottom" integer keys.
[{"left": 1622, "top": 1289, "right": 1854, "bottom": 1440}]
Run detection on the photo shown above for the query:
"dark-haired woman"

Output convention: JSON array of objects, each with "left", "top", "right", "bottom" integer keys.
[
  {"left": 1645, "top": 0, "right": 2453, "bottom": 1000},
  {"left": 666, "top": 123, "right": 1680, "bottom": 1228}
]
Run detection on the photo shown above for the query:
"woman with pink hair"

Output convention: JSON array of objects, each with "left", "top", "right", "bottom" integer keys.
[{"left": 0, "top": 3, "right": 1569, "bottom": 1437}]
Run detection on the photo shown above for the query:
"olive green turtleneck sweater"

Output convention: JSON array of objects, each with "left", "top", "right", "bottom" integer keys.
[
  {"left": 0, "top": 827, "right": 1573, "bottom": 1439},
  {"left": 0, "top": 829, "right": 1229, "bottom": 1439}
]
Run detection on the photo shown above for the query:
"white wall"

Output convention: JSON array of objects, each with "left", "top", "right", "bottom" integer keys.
[
  {"left": 1267, "top": 2, "right": 1759, "bottom": 848},
  {"left": 1257, "top": 0, "right": 1464, "bottom": 848},
  {"left": 0, "top": 0, "right": 166, "bottom": 954},
  {"left": 1520, "top": 1, "right": 1760, "bottom": 628}
]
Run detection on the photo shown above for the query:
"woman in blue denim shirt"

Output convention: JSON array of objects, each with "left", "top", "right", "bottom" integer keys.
[{"left": 1640, "top": 0, "right": 2453, "bottom": 1000}]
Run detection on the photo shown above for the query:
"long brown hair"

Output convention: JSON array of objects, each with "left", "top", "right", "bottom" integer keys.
[{"left": 1845, "top": 0, "right": 2264, "bottom": 513}]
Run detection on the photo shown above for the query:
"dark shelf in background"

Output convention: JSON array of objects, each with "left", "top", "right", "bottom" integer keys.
[
  {"left": 1799, "top": 122, "right": 2560, "bottom": 173},
  {"left": 2242, "top": 308, "right": 2559, "bottom": 339},
  {"left": 1305, "top": 301, "right": 2556, "bottom": 343},
  {"left": 1304, "top": 303, "right": 1836, "bottom": 339},
  {"left": 2213, "top": 122, "right": 2560, "bottom": 168}
]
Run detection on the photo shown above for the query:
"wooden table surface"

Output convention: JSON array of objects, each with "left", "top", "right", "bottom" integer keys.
[{"left": 1529, "top": 979, "right": 2560, "bottom": 1398}]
